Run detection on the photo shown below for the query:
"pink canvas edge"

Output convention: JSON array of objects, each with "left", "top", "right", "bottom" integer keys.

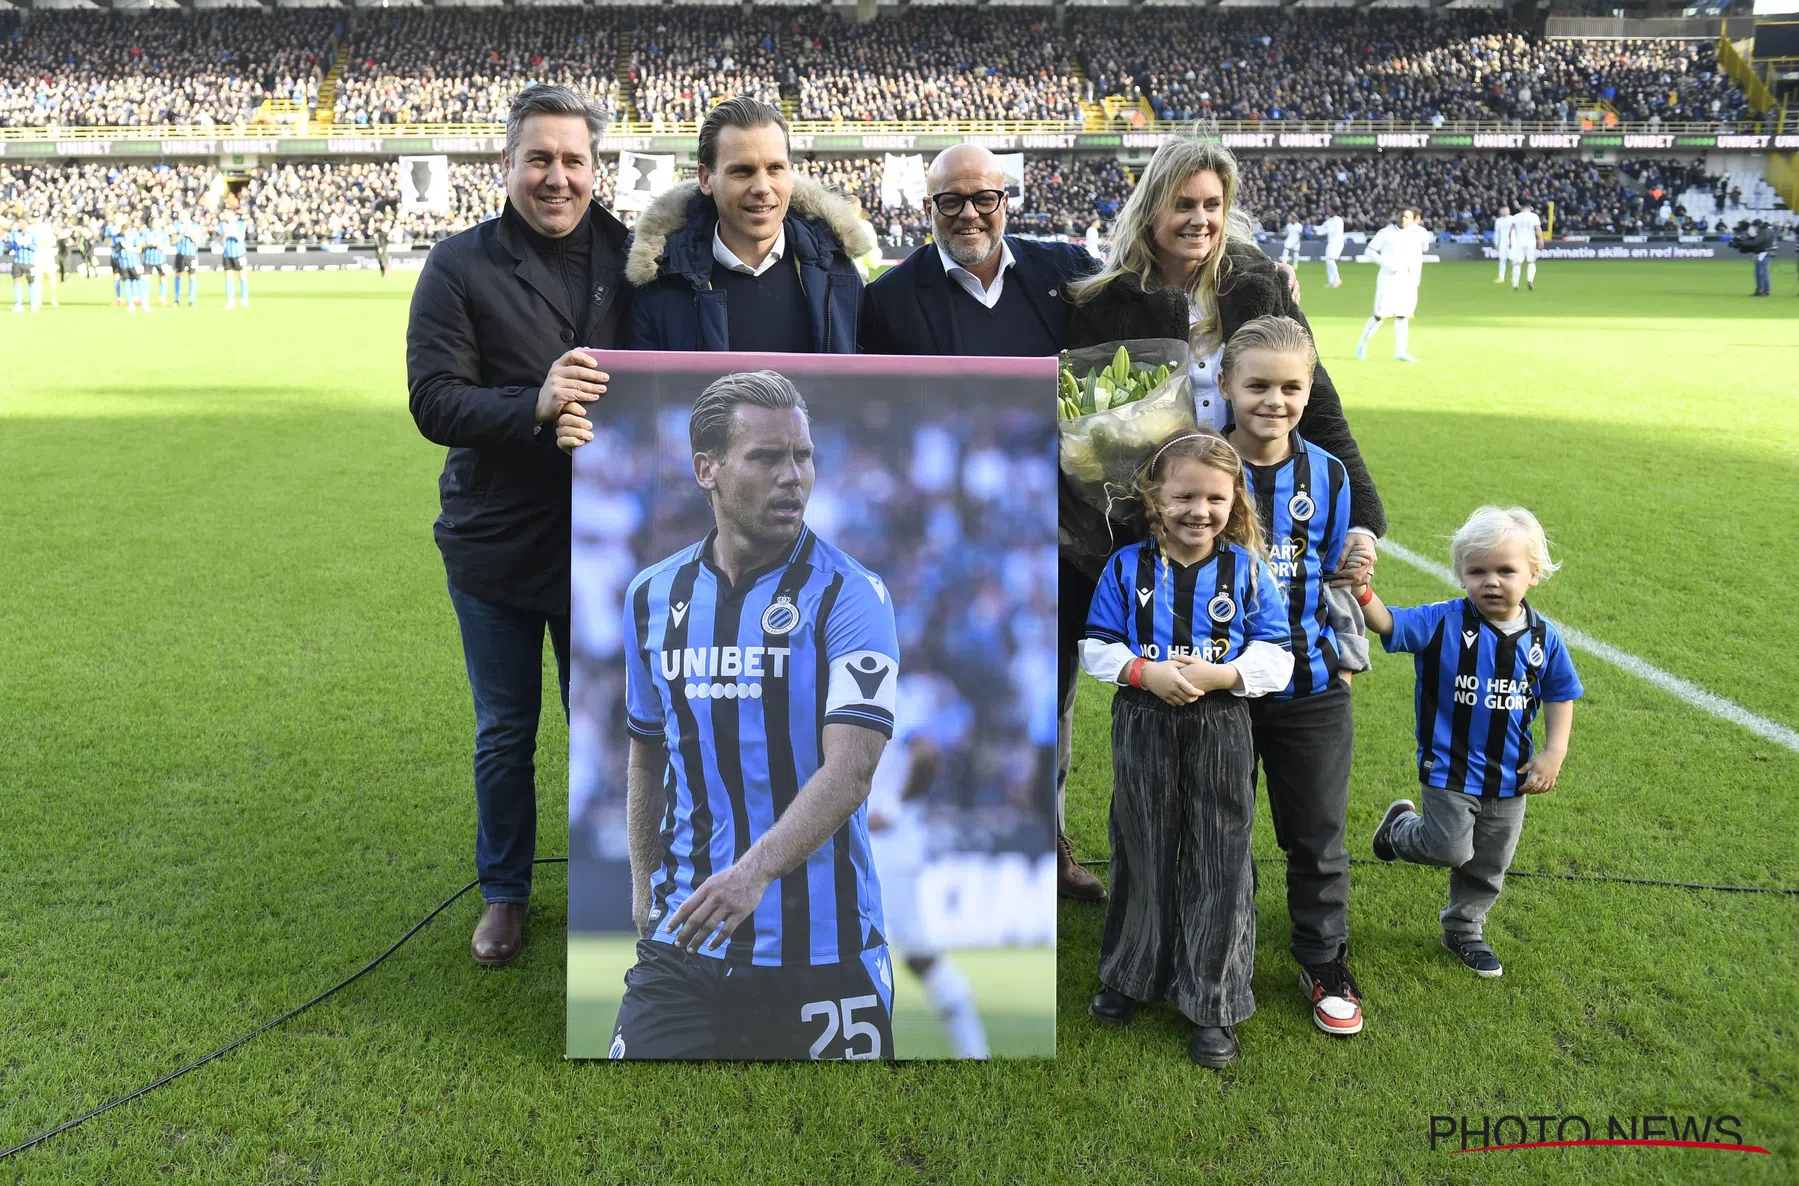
[{"left": 580, "top": 350, "right": 1059, "bottom": 378}]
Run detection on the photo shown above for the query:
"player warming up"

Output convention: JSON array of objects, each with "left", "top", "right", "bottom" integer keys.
[
  {"left": 1313, "top": 207, "right": 1345, "bottom": 288},
  {"left": 1491, "top": 206, "right": 1512, "bottom": 284},
  {"left": 1360, "top": 506, "right": 1582, "bottom": 978},
  {"left": 608, "top": 370, "right": 901, "bottom": 1061},
  {"left": 1280, "top": 215, "right": 1304, "bottom": 267},
  {"left": 1507, "top": 201, "right": 1543, "bottom": 291},
  {"left": 173, "top": 215, "right": 201, "bottom": 306},
  {"left": 219, "top": 209, "right": 250, "bottom": 308},
  {"left": 866, "top": 672, "right": 990, "bottom": 1058},
  {"left": 1355, "top": 207, "right": 1430, "bottom": 363}
]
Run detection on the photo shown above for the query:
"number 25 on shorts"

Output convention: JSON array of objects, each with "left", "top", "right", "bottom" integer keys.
[{"left": 801, "top": 995, "right": 883, "bottom": 1060}]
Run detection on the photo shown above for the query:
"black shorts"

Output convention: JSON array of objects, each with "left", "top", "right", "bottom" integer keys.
[
  {"left": 121, "top": 266, "right": 142, "bottom": 281},
  {"left": 10, "top": 263, "right": 28, "bottom": 280},
  {"left": 610, "top": 937, "right": 895, "bottom": 1061},
  {"left": 145, "top": 258, "right": 167, "bottom": 274},
  {"left": 174, "top": 254, "right": 195, "bottom": 273},
  {"left": 222, "top": 255, "right": 245, "bottom": 271}
]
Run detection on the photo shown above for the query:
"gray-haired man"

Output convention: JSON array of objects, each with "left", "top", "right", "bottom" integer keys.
[{"left": 407, "top": 84, "right": 632, "bottom": 967}]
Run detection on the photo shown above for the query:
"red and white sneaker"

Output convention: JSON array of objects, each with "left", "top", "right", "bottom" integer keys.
[{"left": 1299, "top": 945, "right": 1364, "bottom": 1036}]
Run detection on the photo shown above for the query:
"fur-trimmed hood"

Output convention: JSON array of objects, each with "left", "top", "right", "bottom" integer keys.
[{"left": 624, "top": 177, "right": 878, "bottom": 287}]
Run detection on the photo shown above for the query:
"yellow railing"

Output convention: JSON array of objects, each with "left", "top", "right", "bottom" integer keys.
[
  {"left": 1718, "top": 33, "right": 1778, "bottom": 114},
  {"left": 1768, "top": 150, "right": 1799, "bottom": 213},
  {"left": 0, "top": 117, "right": 1779, "bottom": 143}
]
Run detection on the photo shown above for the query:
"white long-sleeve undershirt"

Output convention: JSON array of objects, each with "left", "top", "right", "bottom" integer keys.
[{"left": 1078, "top": 638, "right": 1295, "bottom": 698}]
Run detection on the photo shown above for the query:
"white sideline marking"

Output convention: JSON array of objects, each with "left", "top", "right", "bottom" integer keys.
[{"left": 1378, "top": 539, "right": 1799, "bottom": 756}]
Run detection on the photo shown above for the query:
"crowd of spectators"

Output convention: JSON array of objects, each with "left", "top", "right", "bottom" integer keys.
[
  {"left": 1, "top": 150, "right": 1743, "bottom": 247},
  {"left": 0, "top": 8, "right": 1758, "bottom": 132},
  {"left": 0, "top": 10, "right": 329, "bottom": 129},
  {"left": 330, "top": 10, "right": 619, "bottom": 129},
  {"left": 1235, "top": 152, "right": 1727, "bottom": 235},
  {"left": 1072, "top": 10, "right": 1748, "bottom": 127},
  {"left": 790, "top": 9, "right": 1081, "bottom": 124},
  {"left": 626, "top": 10, "right": 782, "bottom": 128}
]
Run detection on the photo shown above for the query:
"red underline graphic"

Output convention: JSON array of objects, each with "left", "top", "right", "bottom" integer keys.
[{"left": 1453, "top": 1140, "right": 1771, "bottom": 1155}]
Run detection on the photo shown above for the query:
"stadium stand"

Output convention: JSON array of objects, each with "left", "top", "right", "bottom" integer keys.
[
  {"left": 1070, "top": 10, "right": 1748, "bottom": 126},
  {"left": 789, "top": 9, "right": 1082, "bottom": 124},
  {"left": 625, "top": 9, "right": 783, "bottom": 128},
  {"left": 328, "top": 10, "right": 620, "bottom": 129},
  {"left": 0, "top": 10, "right": 331, "bottom": 130}
]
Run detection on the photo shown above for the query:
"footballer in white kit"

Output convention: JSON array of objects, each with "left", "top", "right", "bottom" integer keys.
[
  {"left": 1506, "top": 203, "right": 1544, "bottom": 290},
  {"left": 1313, "top": 207, "right": 1346, "bottom": 288},
  {"left": 866, "top": 671, "right": 990, "bottom": 1058},
  {"left": 1355, "top": 207, "right": 1431, "bottom": 362},
  {"left": 1280, "top": 217, "right": 1304, "bottom": 266},
  {"left": 1491, "top": 206, "right": 1512, "bottom": 282}
]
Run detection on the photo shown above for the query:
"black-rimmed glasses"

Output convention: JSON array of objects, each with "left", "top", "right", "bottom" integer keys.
[{"left": 928, "top": 189, "right": 1006, "bottom": 217}]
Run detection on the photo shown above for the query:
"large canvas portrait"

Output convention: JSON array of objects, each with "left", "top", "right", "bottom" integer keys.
[{"left": 567, "top": 353, "right": 1058, "bottom": 1061}]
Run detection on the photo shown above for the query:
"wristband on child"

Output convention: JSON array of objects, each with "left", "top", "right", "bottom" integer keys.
[
  {"left": 1127, "top": 657, "right": 1147, "bottom": 688},
  {"left": 1355, "top": 586, "right": 1375, "bottom": 607}
]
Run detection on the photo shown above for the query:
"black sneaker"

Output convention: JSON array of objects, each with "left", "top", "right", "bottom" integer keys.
[
  {"left": 1442, "top": 931, "right": 1503, "bottom": 978},
  {"left": 1372, "top": 799, "right": 1416, "bottom": 863},
  {"left": 1299, "top": 945, "right": 1364, "bottom": 1036}
]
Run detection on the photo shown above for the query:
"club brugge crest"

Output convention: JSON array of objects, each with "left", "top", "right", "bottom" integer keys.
[
  {"left": 1288, "top": 491, "right": 1315, "bottom": 522},
  {"left": 1528, "top": 642, "right": 1545, "bottom": 667},
  {"left": 1207, "top": 592, "right": 1236, "bottom": 623},
  {"left": 761, "top": 596, "right": 800, "bottom": 635}
]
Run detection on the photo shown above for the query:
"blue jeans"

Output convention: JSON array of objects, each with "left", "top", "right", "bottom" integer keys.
[
  {"left": 1755, "top": 253, "right": 1771, "bottom": 294},
  {"left": 447, "top": 581, "right": 570, "bottom": 904}
]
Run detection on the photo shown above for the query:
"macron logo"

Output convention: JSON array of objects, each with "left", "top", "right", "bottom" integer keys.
[
  {"left": 670, "top": 601, "right": 689, "bottom": 629},
  {"left": 867, "top": 574, "right": 887, "bottom": 604},
  {"left": 1137, "top": 587, "right": 1154, "bottom": 607},
  {"left": 1462, "top": 630, "right": 1478, "bottom": 649}
]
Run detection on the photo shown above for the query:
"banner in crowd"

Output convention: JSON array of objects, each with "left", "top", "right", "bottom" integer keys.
[
  {"left": 996, "top": 152, "right": 1026, "bottom": 211},
  {"left": 614, "top": 150, "right": 679, "bottom": 212},
  {"left": 567, "top": 352, "right": 1059, "bottom": 1062},
  {"left": 879, "top": 153, "right": 927, "bottom": 210},
  {"left": 395, "top": 155, "right": 450, "bottom": 215}
]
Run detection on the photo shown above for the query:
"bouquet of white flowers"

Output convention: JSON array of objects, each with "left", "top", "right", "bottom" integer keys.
[{"left": 1056, "top": 338, "right": 1196, "bottom": 520}]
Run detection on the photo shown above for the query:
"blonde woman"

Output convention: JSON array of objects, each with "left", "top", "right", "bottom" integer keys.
[{"left": 1057, "top": 135, "right": 1387, "bottom": 1032}]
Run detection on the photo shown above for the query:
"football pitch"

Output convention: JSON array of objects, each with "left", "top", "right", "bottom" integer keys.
[{"left": 2, "top": 260, "right": 1795, "bottom": 1183}]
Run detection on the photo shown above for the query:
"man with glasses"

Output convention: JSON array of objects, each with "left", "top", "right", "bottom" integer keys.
[{"left": 858, "top": 144, "right": 1107, "bottom": 902}]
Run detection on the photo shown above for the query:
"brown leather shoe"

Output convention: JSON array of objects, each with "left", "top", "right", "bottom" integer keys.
[
  {"left": 471, "top": 901, "right": 527, "bottom": 967},
  {"left": 1057, "top": 832, "right": 1107, "bottom": 902}
]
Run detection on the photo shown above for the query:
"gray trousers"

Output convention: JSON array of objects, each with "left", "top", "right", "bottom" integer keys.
[
  {"left": 1389, "top": 787, "right": 1527, "bottom": 937},
  {"left": 1100, "top": 688, "right": 1257, "bottom": 1027}
]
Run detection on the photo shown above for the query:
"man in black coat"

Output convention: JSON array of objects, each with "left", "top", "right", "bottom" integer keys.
[
  {"left": 859, "top": 144, "right": 1109, "bottom": 902},
  {"left": 407, "top": 84, "right": 631, "bottom": 967}
]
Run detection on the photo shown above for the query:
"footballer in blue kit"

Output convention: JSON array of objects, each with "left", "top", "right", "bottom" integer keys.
[
  {"left": 611, "top": 370, "right": 900, "bottom": 1060},
  {"left": 1364, "top": 505, "right": 1582, "bottom": 978}
]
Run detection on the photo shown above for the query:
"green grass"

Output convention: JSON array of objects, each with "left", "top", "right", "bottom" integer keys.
[{"left": 1, "top": 262, "right": 1795, "bottom": 1184}]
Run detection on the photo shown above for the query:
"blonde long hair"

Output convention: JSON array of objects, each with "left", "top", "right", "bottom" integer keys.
[
  {"left": 1131, "top": 431, "right": 1268, "bottom": 582},
  {"left": 1069, "top": 135, "right": 1261, "bottom": 349}
]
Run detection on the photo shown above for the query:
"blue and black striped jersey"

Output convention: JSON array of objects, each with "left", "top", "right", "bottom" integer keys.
[
  {"left": 624, "top": 526, "right": 899, "bottom": 967},
  {"left": 1085, "top": 539, "right": 1290, "bottom": 666},
  {"left": 8, "top": 230, "right": 35, "bottom": 266},
  {"left": 218, "top": 218, "right": 247, "bottom": 258},
  {"left": 1239, "top": 431, "right": 1350, "bottom": 699},
  {"left": 1385, "top": 598, "right": 1583, "bottom": 797},
  {"left": 175, "top": 221, "right": 201, "bottom": 255},
  {"left": 115, "top": 230, "right": 142, "bottom": 269}
]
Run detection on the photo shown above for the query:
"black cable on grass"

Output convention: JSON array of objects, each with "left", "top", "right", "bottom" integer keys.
[
  {"left": 0, "top": 857, "right": 569, "bottom": 1163},
  {"left": 1075, "top": 856, "right": 1799, "bottom": 896}
]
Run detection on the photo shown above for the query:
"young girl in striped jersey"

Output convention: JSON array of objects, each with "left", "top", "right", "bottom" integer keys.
[
  {"left": 1221, "top": 315, "right": 1367, "bottom": 1039},
  {"left": 1081, "top": 431, "right": 1294, "bottom": 1067}
]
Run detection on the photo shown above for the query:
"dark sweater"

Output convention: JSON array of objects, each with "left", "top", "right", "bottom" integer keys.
[
  {"left": 1061, "top": 241, "right": 1386, "bottom": 577},
  {"left": 713, "top": 254, "right": 812, "bottom": 353},
  {"left": 943, "top": 270, "right": 1063, "bottom": 357}
]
